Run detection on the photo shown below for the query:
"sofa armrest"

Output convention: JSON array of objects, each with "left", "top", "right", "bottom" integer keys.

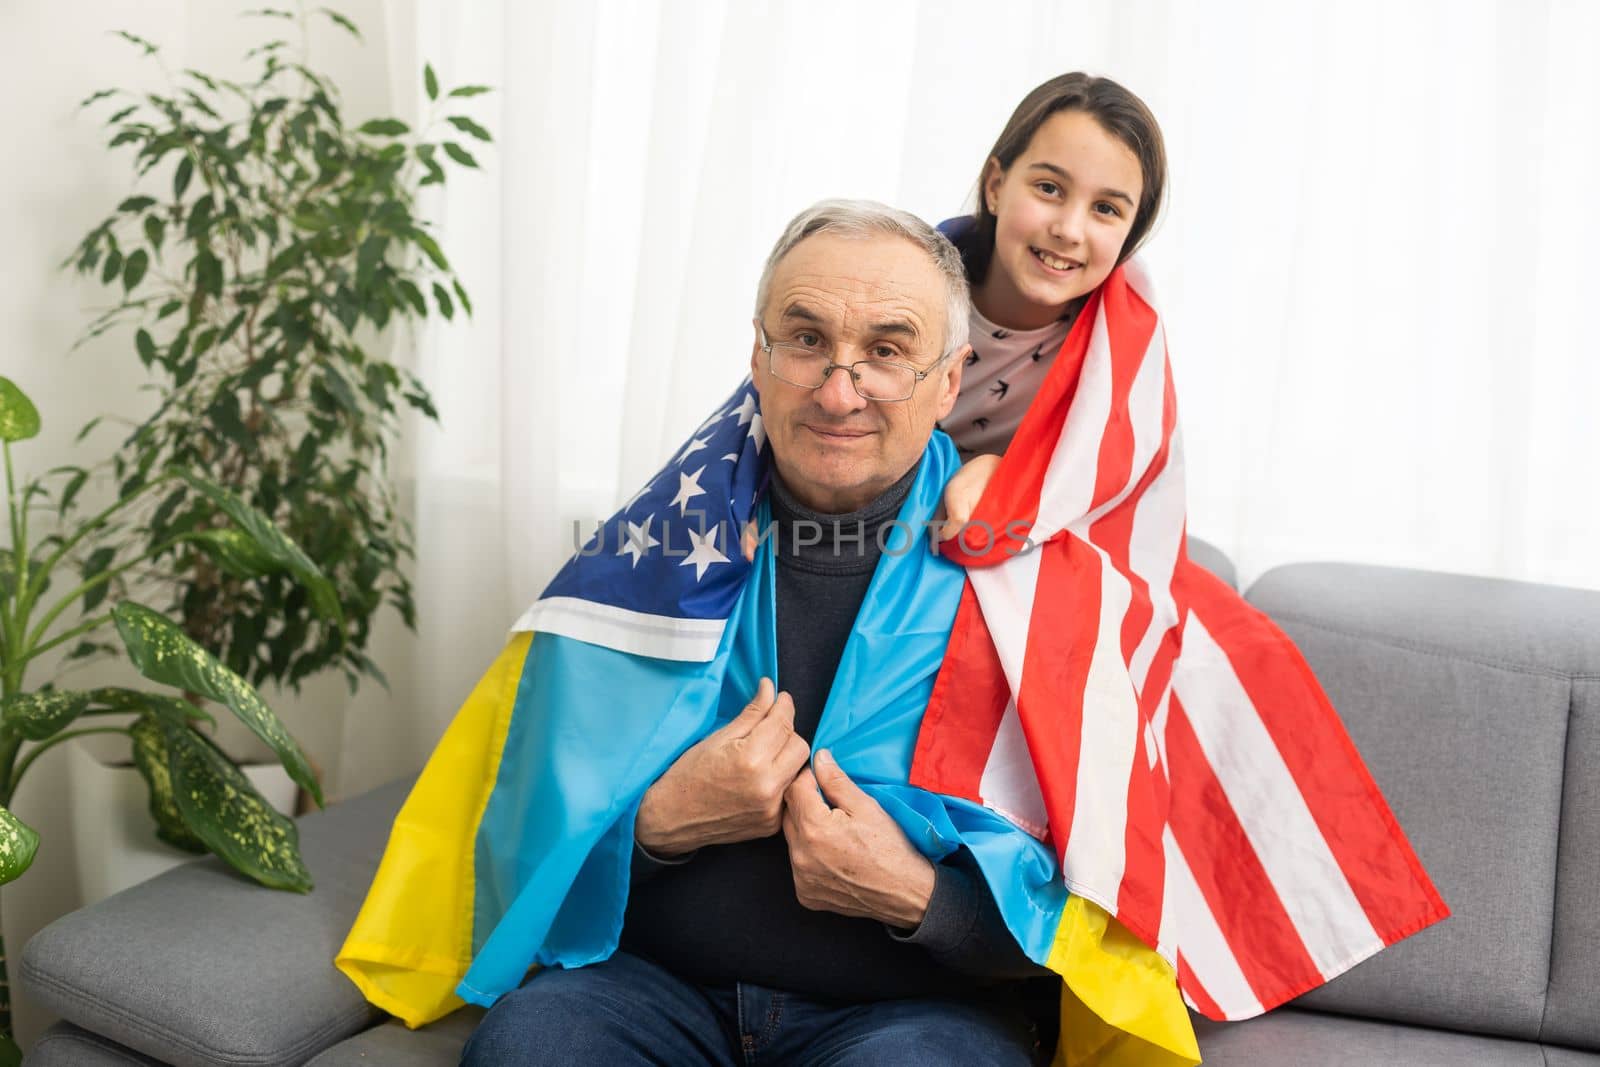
[{"left": 20, "top": 776, "right": 415, "bottom": 1067}]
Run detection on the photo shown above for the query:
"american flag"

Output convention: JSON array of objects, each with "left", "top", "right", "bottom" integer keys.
[
  {"left": 909, "top": 259, "right": 1448, "bottom": 1019},
  {"left": 512, "top": 381, "right": 768, "bottom": 661}
]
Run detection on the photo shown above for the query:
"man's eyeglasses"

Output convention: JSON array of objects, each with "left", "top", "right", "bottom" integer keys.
[{"left": 756, "top": 322, "right": 944, "bottom": 403}]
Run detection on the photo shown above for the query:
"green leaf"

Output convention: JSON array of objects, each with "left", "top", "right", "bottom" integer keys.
[
  {"left": 101, "top": 249, "right": 124, "bottom": 286},
  {"left": 192, "top": 527, "right": 281, "bottom": 578},
  {"left": 432, "top": 281, "right": 454, "bottom": 320},
  {"left": 0, "top": 377, "right": 42, "bottom": 441},
  {"left": 0, "top": 690, "right": 91, "bottom": 741},
  {"left": 0, "top": 804, "right": 41, "bottom": 887},
  {"left": 452, "top": 277, "right": 473, "bottom": 317},
  {"left": 123, "top": 248, "right": 149, "bottom": 290},
  {"left": 144, "top": 214, "right": 166, "bottom": 252},
  {"left": 424, "top": 63, "right": 439, "bottom": 101},
  {"left": 441, "top": 141, "right": 478, "bottom": 168},
  {"left": 59, "top": 466, "right": 90, "bottom": 513},
  {"left": 445, "top": 115, "right": 492, "bottom": 142},
  {"left": 158, "top": 717, "right": 311, "bottom": 889},
  {"left": 135, "top": 328, "right": 157, "bottom": 368},
  {"left": 176, "top": 472, "right": 342, "bottom": 625},
  {"left": 91, "top": 686, "right": 214, "bottom": 727},
  {"left": 173, "top": 155, "right": 194, "bottom": 199},
  {"left": 130, "top": 714, "right": 208, "bottom": 853},
  {"left": 118, "top": 195, "right": 156, "bottom": 213},
  {"left": 447, "top": 85, "right": 491, "bottom": 98},
  {"left": 112, "top": 30, "right": 159, "bottom": 56},
  {"left": 156, "top": 299, "right": 182, "bottom": 320},
  {"left": 195, "top": 248, "right": 224, "bottom": 298},
  {"left": 319, "top": 7, "right": 363, "bottom": 40},
  {"left": 358, "top": 118, "right": 409, "bottom": 137},
  {"left": 110, "top": 601, "right": 323, "bottom": 807},
  {"left": 81, "top": 545, "right": 116, "bottom": 611},
  {"left": 395, "top": 278, "right": 426, "bottom": 316}
]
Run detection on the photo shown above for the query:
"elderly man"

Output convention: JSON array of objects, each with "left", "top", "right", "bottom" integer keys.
[{"left": 456, "top": 202, "right": 1055, "bottom": 1064}]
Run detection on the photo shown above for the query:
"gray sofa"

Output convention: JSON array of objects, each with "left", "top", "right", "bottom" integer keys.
[{"left": 20, "top": 543, "right": 1600, "bottom": 1065}]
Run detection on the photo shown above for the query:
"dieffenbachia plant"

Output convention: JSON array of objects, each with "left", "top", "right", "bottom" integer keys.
[{"left": 0, "top": 374, "right": 337, "bottom": 1049}]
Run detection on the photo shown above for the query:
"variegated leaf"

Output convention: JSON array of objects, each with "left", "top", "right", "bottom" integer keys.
[
  {"left": 177, "top": 472, "right": 342, "bottom": 621},
  {"left": 158, "top": 718, "right": 311, "bottom": 891},
  {"left": 0, "top": 376, "right": 41, "bottom": 442},
  {"left": 130, "top": 714, "right": 208, "bottom": 852},
  {"left": 111, "top": 602, "right": 322, "bottom": 805},
  {"left": 0, "top": 689, "right": 90, "bottom": 741},
  {"left": 0, "top": 803, "right": 41, "bottom": 885}
]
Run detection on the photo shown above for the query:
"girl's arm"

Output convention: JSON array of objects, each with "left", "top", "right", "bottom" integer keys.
[{"left": 935, "top": 453, "right": 1002, "bottom": 543}]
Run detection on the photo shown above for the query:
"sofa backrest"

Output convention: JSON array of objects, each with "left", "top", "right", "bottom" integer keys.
[{"left": 1244, "top": 562, "right": 1600, "bottom": 1047}]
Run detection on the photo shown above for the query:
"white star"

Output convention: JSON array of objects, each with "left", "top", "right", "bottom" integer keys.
[
  {"left": 728, "top": 392, "right": 758, "bottom": 426},
  {"left": 720, "top": 452, "right": 740, "bottom": 462},
  {"left": 675, "top": 434, "right": 711, "bottom": 465},
  {"left": 616, "top": 516, "right": 660, "bottom": 568},
  {"left": 679, "top": 526, "right": 730, "bottom": 581},
  {"left": 669, "top": 466, "right": 707, "bottom": 515},
  {"left": 748, "top": 412, "right": 767, "bottom": 453}
]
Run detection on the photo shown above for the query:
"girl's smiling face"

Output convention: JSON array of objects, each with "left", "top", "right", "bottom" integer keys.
[{"left": 975, "top": 110, "right": 1145, "bottom": 330}]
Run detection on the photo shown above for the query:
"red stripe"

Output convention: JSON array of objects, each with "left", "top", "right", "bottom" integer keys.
[
  {"left": 1165, "top": 695, "right": 1325, "bottom": 1005},
  {"left": 1177, "top": 569, "right": 1451, "bottom": 940},
  {"left": 1177, "top": 954, "right": 1224, "bottom": 1020},
  {"left": 909, "top": 583, "right": 1008, "bottom": 804},
  {"left": 1017, "top": 536, "right": 1098, "bottom": 870}
]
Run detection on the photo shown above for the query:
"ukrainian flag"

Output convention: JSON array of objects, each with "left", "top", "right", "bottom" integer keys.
[{"left": 335, "top": 381, "right": 1199, "bottom": 1066}]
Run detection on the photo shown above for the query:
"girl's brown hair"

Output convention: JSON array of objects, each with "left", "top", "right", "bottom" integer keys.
[{"left": 967, "top": 73, "right": 1167, "bottom": 285}]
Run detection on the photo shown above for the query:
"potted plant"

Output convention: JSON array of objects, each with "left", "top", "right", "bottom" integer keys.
[
  {"left": 0, "top": 375, "right": 335, "bottom": 1059},
  {"left": 64, "top": 4, "right": 488, "bottom": 706}
]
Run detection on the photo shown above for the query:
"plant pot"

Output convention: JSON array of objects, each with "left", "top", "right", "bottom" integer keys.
[{"left": 65, "top": 736, "right": 298, "bottom": 905}]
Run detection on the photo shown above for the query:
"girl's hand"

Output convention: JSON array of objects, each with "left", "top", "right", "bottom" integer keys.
[{"left": 936, "top": 453, "right": 1002, "bottom": 542}]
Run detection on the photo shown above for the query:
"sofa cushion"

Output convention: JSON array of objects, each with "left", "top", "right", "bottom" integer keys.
[
  {"left": 304, "top": 1007, "right": 483, "bottom": 1066},
  {"left": 1245, "top": 563, "right": 1600, "bottom": 1041},
  {"left": 23, "top": 1021, "right": 165, "bottom": 1066},
  {"left": 1193, "top": 1009, "right": 1558, "bottom": 1066},
  {"left": 20, "top": 776, "right": 417, "bottom": 1067},
  {"left": 1543, "top": 673, "right": 1600, "bottom": 1049},
  {"left": 1186, "top": 535, "right": 1235, "bottom": 589}
]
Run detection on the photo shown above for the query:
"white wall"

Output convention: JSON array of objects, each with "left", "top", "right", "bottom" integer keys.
[{"left": 0, "top": 0, "right": 405, "bottom": 1048}]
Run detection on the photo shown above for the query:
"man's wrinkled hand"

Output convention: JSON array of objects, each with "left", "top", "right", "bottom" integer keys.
[
  {"left": 635, "top": 677, "right": 810, "bottom": 857},
  {"left": 781, "top": 749, "right": 936, "bottom": 930}
]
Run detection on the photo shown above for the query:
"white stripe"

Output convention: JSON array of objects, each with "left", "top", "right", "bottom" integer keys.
[
  {"left": 1165, "top": 828, "right": 1263, "bottom": 1018},
  {"left": 966, "top": 541, "right": 1042, "bottom": 697},
  {"left": 1174, "top": 615, "right": 1382, "bottom": 977},
  {"left": 1059, "top": 548, "right": 1139, "bottom": 897},
  {"left": 1125, "top": 426, "right": 1187, "bottom": 689},
  {"left": 1032, "top": 309, "right": 1115, "bottom": 542},
  {"left": 511, "top": 596, "right": 726, "bottom": 662},
  {"left": 1075, "top": 319, "right": 1168, "bottom": 531},
  {"left": 977, "top": 697, "right": 1048, "bottom": 839}
]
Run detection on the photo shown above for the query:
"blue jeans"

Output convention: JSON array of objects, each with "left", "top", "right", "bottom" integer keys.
[{"left": 459, "top": 950, "right": 1042, "bottom": 1066}]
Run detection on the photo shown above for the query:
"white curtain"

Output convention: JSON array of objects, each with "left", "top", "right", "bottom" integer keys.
[{"left": 354, "top": 0, "right": 1600, "bottom": 788}]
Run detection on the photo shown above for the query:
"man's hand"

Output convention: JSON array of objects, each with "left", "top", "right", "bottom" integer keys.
[
  {"left": 781, "top": 749, "right": 937, "bottom": 930},
  {"left": 935, "top": 452, "right": 1003, "bottom": 544},
  {"left": 635, "top": 677, "right": 810, "bottom": 857}
]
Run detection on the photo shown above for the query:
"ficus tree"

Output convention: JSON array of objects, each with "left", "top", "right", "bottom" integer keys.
[{"left": 64, "top": 4, "right": 489, "bottom": 696}]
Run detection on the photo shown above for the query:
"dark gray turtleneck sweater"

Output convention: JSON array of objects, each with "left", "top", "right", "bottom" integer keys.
[{"left": 619, "top": 461, "right": 1053, "bottom": 1002}]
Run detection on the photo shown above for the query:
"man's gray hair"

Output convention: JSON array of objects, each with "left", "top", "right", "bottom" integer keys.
[{"left": 754, "top": 199, "right": 971, "bottom": 360}]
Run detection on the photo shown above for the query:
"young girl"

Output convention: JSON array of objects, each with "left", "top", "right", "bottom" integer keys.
[{"left": 938, "top": 72, "right": 1168, "bottom": 534}]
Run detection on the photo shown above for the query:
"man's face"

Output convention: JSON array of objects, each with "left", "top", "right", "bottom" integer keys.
[{"left": 751, "top": 233, "right": 965, "bottom": 514}]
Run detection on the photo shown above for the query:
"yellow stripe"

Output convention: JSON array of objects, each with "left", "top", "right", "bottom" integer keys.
[
  {"left": 334, "top": 633, "right": 533, "bottom": 1029},
  {"left": 1047, "top": 896, "right": 1201, "bottom": 1067}
]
